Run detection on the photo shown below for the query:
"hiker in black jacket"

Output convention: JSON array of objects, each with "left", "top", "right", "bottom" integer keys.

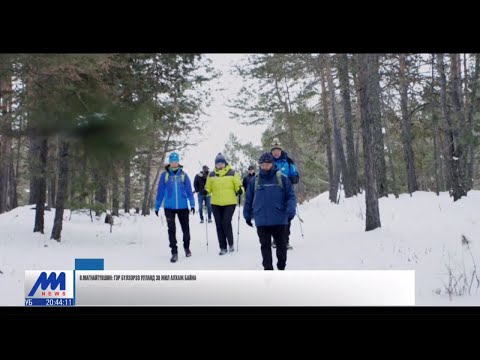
[
  {"left": 193, "top": 165, "right": 212, "bottom": 223},
  {"left": 242, "top": 165, "right": 256, "bottom": 192}
]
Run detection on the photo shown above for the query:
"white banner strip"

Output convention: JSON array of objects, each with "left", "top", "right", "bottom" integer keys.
[{"left": 75, "top": 270, "right": 415, "bottom": 306}]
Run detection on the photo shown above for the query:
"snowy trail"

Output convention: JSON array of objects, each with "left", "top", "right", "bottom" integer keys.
[{"left": 2, "top": 191, "right": 480, "bottom": 305}]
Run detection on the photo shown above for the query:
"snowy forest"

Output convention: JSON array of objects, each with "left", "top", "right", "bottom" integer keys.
[{"left": 0, "top": 53, "right": 479, "bottom": 240}]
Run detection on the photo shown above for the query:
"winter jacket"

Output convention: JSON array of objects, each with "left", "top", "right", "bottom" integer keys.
[
  {"left": 272, "top": 150, "right": 299, "bottom": 184},
  {"left": 242, "top": 173, "right": 256, "bottom": 192},
  {"left": 205, "top": 164, "right": 242, "bottom": 206},
  {"left": 194, "top": 171, "right": 208, "bottom": 193},
  {"left": 155, "top": 165, "right": 195, "bottom": 211},
  {"left": 243, "top": 165, "right": 296, "bottom": 227}
]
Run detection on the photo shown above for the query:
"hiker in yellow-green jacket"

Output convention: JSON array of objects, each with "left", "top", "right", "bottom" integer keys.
[{"left": 205, "top": 153, "right": 243, "bottom": 255}]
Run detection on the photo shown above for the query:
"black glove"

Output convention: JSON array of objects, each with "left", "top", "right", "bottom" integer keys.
[
  {"left": 246, "top": 219, "right": 253, "bottom": 227},
  {"left": 155, "top": 210, "right": 159, "bottom": 217},
  {"left": 191, "top": 208, "right": 195, "bottom": 215},
  {"left": 201, "top": 189, "right": 208, "bottom": 195},
  {"left": 236, "top": 188, "right": 243, "bottom": 196}
]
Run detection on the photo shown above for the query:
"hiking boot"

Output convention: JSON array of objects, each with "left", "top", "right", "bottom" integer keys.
[
  {"left": 229, "top": 245, "right": 235, "bottom": 252},
  {"left": 219, "top": 249, "right": 227, "bottom": 255},
  {"left": 170, "top": 254, "right": 178, "bottom": 263},
  {"left": 185, "top": 248, "right": 192, "bottom": 257}
]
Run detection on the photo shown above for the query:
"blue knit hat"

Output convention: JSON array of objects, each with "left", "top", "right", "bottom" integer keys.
[
  {"left": 258, "top": 152, "right": 274, "bottom": 164},
  {"left": 169, "top": 152, "right": 180, "bottom": 163},
  {"left": 215, "top": 153, "right": 226, "bottom": 165}
]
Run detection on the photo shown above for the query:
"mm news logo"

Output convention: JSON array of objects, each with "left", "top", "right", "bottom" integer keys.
[{"left": 25, "top": 270, "right": 74, "bottom": 306}]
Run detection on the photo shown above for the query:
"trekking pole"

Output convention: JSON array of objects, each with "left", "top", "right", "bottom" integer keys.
[
  {"left": 237, "top": 194, "right": 241, "bottom": 252},
  {"left": 296, "top": 204, "right": 304, "bottom": 239},
  {"left": 205, "top": 214, "right": 208, "bottom": 252}
]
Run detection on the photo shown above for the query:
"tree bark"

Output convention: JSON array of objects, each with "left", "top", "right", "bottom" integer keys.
[
  {"left": 319, "top": 66, "right": 336, "bottom": 203},
  {"left": 326, "top": 55, "right": 353, "bottom": 198},
  {"left": 337, "top": 53, "right": 357, "bottom": 195},
  {"left": 370, "top": 54, "right": 388, "bottom": 198},
  {"left": 398, "top": 54, "right": 418, "bottom": 195},
  {"left": 0, "top": 68, "right": 13, "bottom": 213},
  {"left": 0, "top": 137, "right": 10, "bottom": 213},
  {"left": 437, "top": 54, "right": 464, "bottom": 201},
  {"left": 430, "top": 55, "right": 442, "bottom": 195},
  {"left": 351, "top": 58, "right": 363, "bottom": 193},
  {"left": 33, "top": 138, "right": 48, "bottom": 233},
  {"left": 51, "top": 141, "right": 69, "bottom": 241},
  {"left": 9, "top": 155, "right": 17, "bottom": 209},
  {"left": 449, "top": 53, "right": 468, "bottom": 198},
  {"left": 383, "top": 112, "right": 399, "bottom": 198},
  {"left": 357, "top": 54, "right": 381, "bottom": 231},
  {"left": 466, "top": 54, "right": 480, "bottom": 190}
]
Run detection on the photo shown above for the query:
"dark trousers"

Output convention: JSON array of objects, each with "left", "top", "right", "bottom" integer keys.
[
  {"left": 164, "top": 208, "right": 190, "bottom": 254},
  {"left": 211, "top": 204, "right": 236, "bottom": 249},
  {"left": 257, "top": 225, "right": 288, "bottom": 270},
  {"left": 197, "top": 193, "right": 212, "bottom": 221},
  {"left": 287, "top": 220, "right": 291, "bottom": 243}
]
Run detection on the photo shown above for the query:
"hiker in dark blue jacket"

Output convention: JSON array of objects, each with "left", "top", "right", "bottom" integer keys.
[
  {"left": 154, "top": 152, "right": 195, "bottom": 263},
  {"left": 243, "top": 152, "right": 296, "bottom": 270},
  {"left": 270, "top": 137, "right": 299, "bottom": 250}
]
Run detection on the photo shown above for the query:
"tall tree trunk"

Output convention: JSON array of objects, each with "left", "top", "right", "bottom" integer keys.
[
  {"left": 9, "top": 155, "right": 17, "bottom": 209},
  {"left": 141, "top": 148, "right": 153, "bottom": 216},
  {"left": 319, "top": 67, "right": 336, "bottom": 203},
  {"left": 466, "top": 54, "right": 480, "bottom": 190},
  {"left": 33, "top": 138, "right": 48, "bottom": 233},
  {"left": 326, "top": 55, "right": 353, "bottom": 198},
  {"left": 351, "top": 59, "right": 363, "bottom": 193},
  {"left": 450, "top": 53, "right": 468, "bottom": 198},
  {"left": 337, "top": 53, "right": 357, "bottom": 195},
  {"left": 437, "top": 54, "right": 464, "bottom": 201},
  {"left": 51, "top": 141, "right": 69, "bottom": 241},
  {"left": 398, "top": 54, "right": 418, "bottom": 195},
  {"left": 0, "top": 137, "right": 10, "bottom": 213},
  {"left": 430, "top": 55, "right": 442, "bottom": 195},
  {"left": 0, "top": 68, "right": 13, "bottom": 213},
  {"left": 112, "top": 166, "right": 119, "bottom": 217},
  {"left": 123, "top": 158, "right": 131, "bottom": 214},
  {"left": 357, "top": 54, "right": 381, "bottom": 231},
  {"left": 383, "top": 112, "right": 399, "bottom": 198},
  {"left": 45, "top": 141, "right": 56, "bottom": 211},
  {"left": 370, "top": 54, "right": 388, "bottom": 198},
  {"left": 12, "top": 125, "right": 22, "bottom": 209}
]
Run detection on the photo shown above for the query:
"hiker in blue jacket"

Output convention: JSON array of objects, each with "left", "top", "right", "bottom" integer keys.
[
  {"left": 270, "top": 137, "right": 299, "bottom": 250},
  {"left": 154, "top": 152, "right": 195, "bottom": 263},
  {"left": 243, "top": 152, "right": 296, "bottom": 270}
]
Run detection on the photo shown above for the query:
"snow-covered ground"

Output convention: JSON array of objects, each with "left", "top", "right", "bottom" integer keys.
[{"left": 1, "top": 190, "right": 480, "bottom": 306}]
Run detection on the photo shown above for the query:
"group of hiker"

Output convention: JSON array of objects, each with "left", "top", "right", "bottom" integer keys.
[{"left": 154, "top": 138, "right": 299, "bottom": 270}]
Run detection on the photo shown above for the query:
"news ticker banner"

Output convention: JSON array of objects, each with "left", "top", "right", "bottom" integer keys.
[{"left": 25, "top": 259, "right": 415, "bottom": 306}]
